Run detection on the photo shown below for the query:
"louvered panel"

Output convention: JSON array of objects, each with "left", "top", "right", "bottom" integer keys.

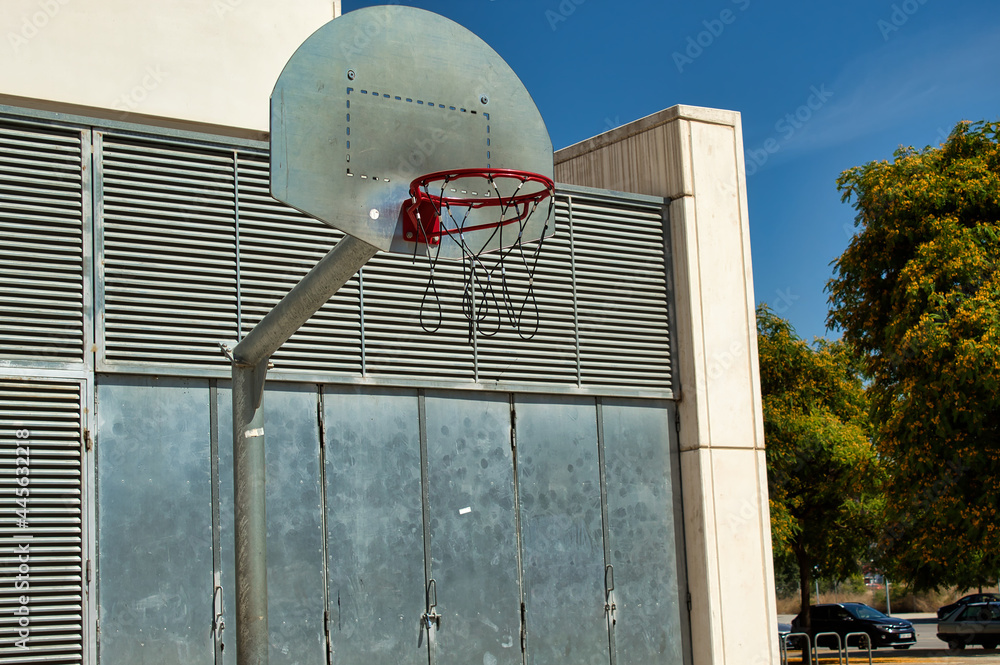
[
  {"left": 102, "top": 137, "right": 237, "bottom": 366},
  {"left": 362, "top": 253, "right": 474, "bottom": 380},
  {"left": 477, "top": 197, "right": 578, "bottom": 382},
  {"left": 0, "top": 380, "right": 83, "bottom": 664},
  {"left": 0, "top": 123, "right": 85, "bottom": 363},
  {"left": 237, "top": 154, "right": 364, "bottom": 373},
  {"left": 571, "top": 196, "right": 672, "bottom": 387}
]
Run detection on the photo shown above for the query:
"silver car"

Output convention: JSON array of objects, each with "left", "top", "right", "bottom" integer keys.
[{"left": 937, "top": 601, "right": 1000, "bottom": 650}]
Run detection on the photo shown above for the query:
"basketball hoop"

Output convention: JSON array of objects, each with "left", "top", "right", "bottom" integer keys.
[
  {"left": 403, "top": 168, "right": 555, "bottom": 340},
  {"left": 403, "top": 168, "right": 554, "bottom": 246}
]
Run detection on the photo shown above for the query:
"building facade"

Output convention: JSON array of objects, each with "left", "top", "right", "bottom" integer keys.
[{"left": 0, "top": 2, "right": 777, "bottom": 664}]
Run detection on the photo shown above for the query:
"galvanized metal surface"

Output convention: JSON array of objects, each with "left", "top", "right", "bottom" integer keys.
[
  {"left": 229, "top": 231, "right": 377, "bottom": 665},
  {"left": 96, "top": 377, "right": 215, "bottom": 665},
  {"left": 602, "top": 399, "right": 689, "bottom": 665},
  {"left": 322, "top": 387, "right": 425, "bottom": 665},
  {"left": 515, "top": 394, "right": 610, "bottom": 665},
  {"left": 1, "top": 106, "right": 688, "bottom": 665},
  {"left": 270, "top": 6, "right": 554, "bottom": 257},
  {"left": 217, "top": 384, "right": 328, "bottom": 665},
  {"left": 230, "top": 364, "right": 271, "bottom": 665},
  {"left": 424, "top": 391, "right": 521, "bottom": 665},
  {"left": 87, "top": 379, "right": 691, "bottom": 665}
]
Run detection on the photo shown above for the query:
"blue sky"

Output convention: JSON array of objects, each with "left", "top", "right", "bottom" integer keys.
[{"left": 348, "top": 0, "right": 1000, "bottom": 342}]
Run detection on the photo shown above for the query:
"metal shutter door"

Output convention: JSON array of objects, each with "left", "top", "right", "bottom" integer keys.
[
  {"left": 0, "top": 379, "right": 84, "bottom": 664},
  {"left": 99, "top": 135, "right": 238, "bottom": 367},
  {"left": 0, "top": 122, "right": 86, "bottom": 364},
  {"left": 236, "top": 152, "right": 364, "bottom": 374},
  {"left": 571, "top": 194, "right": 672, "bottom": 387}
]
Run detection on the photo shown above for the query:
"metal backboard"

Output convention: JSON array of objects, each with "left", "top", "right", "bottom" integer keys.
[{"left": 270, "top": 5, "right": 554, "bottom": 259}]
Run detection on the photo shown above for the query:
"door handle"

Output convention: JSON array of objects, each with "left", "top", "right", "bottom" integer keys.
[
  {"left": 604, "top": 565, "right": 617, "bottom": 626},
  {"left": 418, "top": 578, "right": 441, "bottom": 647},
  {"left": 213, "top": 585, "right": 226, "bottom": 640}
]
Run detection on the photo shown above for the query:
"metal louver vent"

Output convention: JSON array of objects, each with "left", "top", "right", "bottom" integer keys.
[
  {"left": 0, "top": 123, "right": 85, "bottom": 364},
  {"left": 572, "top": 195, "right": 672, "bottom": 386},
  {"left": 476, "top": 198, "right": 578, "bottom": 383},
  {"left": 237, "top": 153, "right": 363, "bottom": 374},
  {"left": 93, "top": 130, "right": 673, "bottom": 393},
  {"left": 100, "top": 136, "right": 237, "bottom": 366},
  {"left": 0, "top": 379, "right": 83, "bottom": 664},
  {"left": 362, "top": 252, "right": 474, "bottom": 380}
]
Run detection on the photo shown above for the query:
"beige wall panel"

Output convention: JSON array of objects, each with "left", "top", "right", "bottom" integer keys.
[
  {"left": 669, "top": 194, "right": 711, "bottom": 453},
  {"left": 681, "top": 446, "right": 722, "bottom": 665},
  {"left": 1, "top": 0, "right": 337, "bottom": 131},
  {"left": 687, "top": 120, "right": 759, "bottom": 449},
  {"left": 555, "top": 106, "right": 697, "bottom": 197},
  {"left": 710, "top": 447, "right": 778, "bottom": 664}
]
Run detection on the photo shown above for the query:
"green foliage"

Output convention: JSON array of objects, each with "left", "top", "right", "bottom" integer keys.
[
  {"left": 829, "top": 120, "right": 1000, "bottom": 590},
  {"left": 758, "top": 305, "right": 879, "bottom": 617},
  {"left": 773, "top": 552, "right": 801, "bottom": 598}
]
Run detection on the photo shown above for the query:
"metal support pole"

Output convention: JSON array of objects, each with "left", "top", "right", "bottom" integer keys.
[
  {"left": 885, "top": 578, "right": 891, "bottom": 615},
  {"left": 232, "top": 359, "right": 270, "bottom": 664},
  {"left": 229, "top": 234, "right": 378, "bottom": 665}
]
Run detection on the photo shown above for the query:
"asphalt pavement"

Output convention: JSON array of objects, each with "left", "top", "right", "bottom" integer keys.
[{"left": 777, "top": 613, "right": 1000, "bottom": 664}]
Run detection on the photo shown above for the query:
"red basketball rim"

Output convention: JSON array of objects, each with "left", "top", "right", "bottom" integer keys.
[{"left": 409, "top": 168, "right": 554, "bottom": 209}]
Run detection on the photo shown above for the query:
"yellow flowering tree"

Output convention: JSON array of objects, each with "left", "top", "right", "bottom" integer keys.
[
  {"left": 758, "top": 305, "right": 878, "bottom": 621},
  {"left": 829, "top": 120, "right": 1000, "bottom": 589}
]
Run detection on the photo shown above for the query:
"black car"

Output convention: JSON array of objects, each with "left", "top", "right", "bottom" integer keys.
[
  {"left": 937, "top": 593, "right": 1000, "bottom": 620},
  {"left": 791, "top": 602, "right": 916, "bottom": 650}
]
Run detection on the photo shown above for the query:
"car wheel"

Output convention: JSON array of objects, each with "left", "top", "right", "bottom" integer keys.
[
  {"left": 983, "top": 641, "right": 999, "bottom": 650},
  {"left": 948, "top": 640, "right": 966, "bottom": 651}
]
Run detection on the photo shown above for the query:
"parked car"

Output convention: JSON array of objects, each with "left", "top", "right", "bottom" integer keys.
[
  {"left": 937, "top": 593, "right": 1000, "bottom": 620},
  {"left": 791, "top": 602, "right": 916, "bottom": 650},
  {"left": 937, "top": 601, "right": 1000, "bottom": 650},
  {"left": 778, "top": 621, "right": 792, "bottom": 639}
]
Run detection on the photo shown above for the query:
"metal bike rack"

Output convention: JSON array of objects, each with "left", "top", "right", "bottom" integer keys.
[
  {"left": 780, "top": 632, "right": 812, "bottom": 665},
  {"left": 813, "top": 632, "right": 844, "bottom": 665},
  {"left": 844, "top": 631, "right": 873, "bottom": 665}
]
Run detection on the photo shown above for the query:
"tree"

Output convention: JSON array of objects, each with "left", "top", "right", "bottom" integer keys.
[
  {"left": 828, "top": 120, "right": 1000, "bottom": 590},
  {"left": 758, "top": 305, "right": 879, "bottom": 626}
]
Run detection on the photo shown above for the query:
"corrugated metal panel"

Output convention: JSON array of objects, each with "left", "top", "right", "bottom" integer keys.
[
  {"left": 361, "top": 252, "right": 474, "bottom": 380},
  {"left": 236, "top": 153, "right": 363, "bottom": 374},
  {"left": 571, "top": 196, "right": 672, "bottom": 386},
  {"left": 93, "top": 131, "right": 673, "bottom": 392},
  {"left": 100, "top": 136, "right": 237, "bottom": 366},
  {"left": 0, "top": 123, "right": 85, "bottom": 364},
  {"left": 476, "top": 198, "right": 578, "bottom": 383},
  {"left": 0, "top": 379, "right": 84, "bottom": 664}
]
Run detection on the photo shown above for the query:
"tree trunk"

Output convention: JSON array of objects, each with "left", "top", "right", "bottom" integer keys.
[{"left": 795, "top": 543, "right": 812, "bottom": 631}]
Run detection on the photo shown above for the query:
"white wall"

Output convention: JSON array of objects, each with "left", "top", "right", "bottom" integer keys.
[{"left": 0, "top": 0, "right": 339, "bottom": 131}]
